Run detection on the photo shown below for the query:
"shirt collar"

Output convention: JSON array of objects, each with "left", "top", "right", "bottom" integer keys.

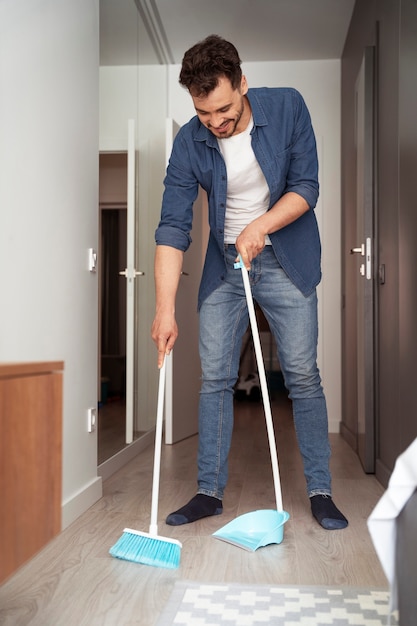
[
  {"left": 194, "top": 88, "right": 268, "bottom": 146},
  {"left": 246, "top": 89, "right": 268, "bottom": 127}
]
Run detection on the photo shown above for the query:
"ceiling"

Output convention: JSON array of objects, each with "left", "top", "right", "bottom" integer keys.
[{"left": 100, "top": 0, "right": 356, "bottom": 66}]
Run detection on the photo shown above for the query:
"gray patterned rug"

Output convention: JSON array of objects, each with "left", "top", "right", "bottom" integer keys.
[{"left": 156, "top": 582, "right": 398, "bottom": 625}]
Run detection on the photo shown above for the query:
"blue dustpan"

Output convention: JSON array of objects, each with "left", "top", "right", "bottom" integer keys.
[
  {"left": 213, "top": 258, "right": 290, "bottom": 551},
  {"left": 213, "top": 509, "right": 290, "bottom": 551}
]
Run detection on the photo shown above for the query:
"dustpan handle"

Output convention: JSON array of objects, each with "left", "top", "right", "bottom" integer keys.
[
  {"left": 149, "top": 357, "right": 167, "bottom": 535},
  {"left": 236, "top": 256, "right": 284, "bottom": 512}
]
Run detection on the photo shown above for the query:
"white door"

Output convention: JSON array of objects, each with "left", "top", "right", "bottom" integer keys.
[
  {"left": 120, "top": 119, "right": 144, "bottom": 444},
  {"left": 351, "top": 48, "right": 375, "bottom": 472},
  {"left": 164, "top": 119, "right": 205, "bottom": 444}
]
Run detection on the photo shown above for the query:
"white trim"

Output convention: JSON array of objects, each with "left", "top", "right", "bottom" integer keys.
[
  {"left": 62, "top": 477, "right": 102, "bottom": 530},
  {"left": 134, "top": 0, "right": 173, "bottom": 64}
]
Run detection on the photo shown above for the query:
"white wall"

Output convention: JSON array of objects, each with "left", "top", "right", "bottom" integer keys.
[
  {"left": 0, "top": 0, "right": 101, "bottom": 527},
  {"left": 167, "top": 59, "right": 342, "bottom": 431}
]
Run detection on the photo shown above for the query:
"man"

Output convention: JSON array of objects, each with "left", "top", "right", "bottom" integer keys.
[{"left": 152, "top": 35, "right": 348, "bottom": 530}]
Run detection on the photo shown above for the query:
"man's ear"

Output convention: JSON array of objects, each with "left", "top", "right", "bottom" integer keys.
[{"left": 240, "top": 75, "right": 249, "bottom": 95}]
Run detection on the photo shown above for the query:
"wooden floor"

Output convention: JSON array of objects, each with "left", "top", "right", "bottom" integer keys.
[{"left": 0, "top": 393, "right": 388, "bottom": 625}]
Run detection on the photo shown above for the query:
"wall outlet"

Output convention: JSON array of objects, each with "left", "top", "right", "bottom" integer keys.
[{"left": 87, "top": 407, "right": 97, "bottom": 433}]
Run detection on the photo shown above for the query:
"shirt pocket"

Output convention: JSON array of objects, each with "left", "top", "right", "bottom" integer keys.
[{"left": 269, "top": 146, "right": 291, "bottom": 202}]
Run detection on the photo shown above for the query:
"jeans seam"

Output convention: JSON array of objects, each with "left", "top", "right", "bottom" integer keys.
[{"left": 213, "top": 298, "right": 247, "bottom": 495}]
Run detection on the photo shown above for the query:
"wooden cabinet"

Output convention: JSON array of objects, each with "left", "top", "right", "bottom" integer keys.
[{"left": 0, "top": 362, "right": 63, "bottom": 584}]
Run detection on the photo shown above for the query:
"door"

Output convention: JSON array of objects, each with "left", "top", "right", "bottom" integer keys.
[
  {"left": 98, "top": 155, "right": 128, "bottom": 464},
  {"left": 351, "top": 47, "right": 376, "bottom": 472},
  {"left": 98, "top": 121, "right": 145, "bottom": 464},
  {"left": 164, "top": 119, "right": 205, "bottom": 443},
  {"left": 121, "top": 119, "right": 144, "bottom": 444}
]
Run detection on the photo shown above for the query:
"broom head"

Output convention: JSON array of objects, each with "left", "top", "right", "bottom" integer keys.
[{"left": 109, "top": 528, "right": 182, "bottom": 569}]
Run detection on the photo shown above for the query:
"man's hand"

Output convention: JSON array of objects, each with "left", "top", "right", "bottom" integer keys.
[
  {"left": 235, "top": 192, "right": 310, "bottom": 268},
  {"left": 152, "top": 245, "right": 184, "bottom": 368},
  {"left": 235, "top": 221, "right": 266, "bottom": 269},
  {"left": 151, "top": 312, "right": 178, "bottom": 368}
]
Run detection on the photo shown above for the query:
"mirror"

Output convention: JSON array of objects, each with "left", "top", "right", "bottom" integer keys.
[{"left": 98, "top": 0, "right": 160, "bottom": 465}]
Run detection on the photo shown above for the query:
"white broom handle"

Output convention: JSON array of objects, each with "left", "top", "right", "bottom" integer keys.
[
  {"left": 149, "top": 358, "right": 166, "bottom": 535},
  {"left": 239, "top": 258, "right": 284, "bottom": 512}
]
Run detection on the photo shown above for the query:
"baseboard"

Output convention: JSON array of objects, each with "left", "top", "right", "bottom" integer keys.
[
  {"left": 97, "top": 429, "right": 155, "bottom": 482},
  {"left": 60, "top": 432, "right": 156, "bottom": 530},
  {"left": 328, "top": 418, "right": 341, "bottom": 434},
  {"left": 339, "top": 421, "right": 357, "bottom": 450},
  {"left": 375, "top": 458, "right": 391, "bottom": 489},
  {"left": 61, "top": 476, "right": 103, "bottom": 530}
]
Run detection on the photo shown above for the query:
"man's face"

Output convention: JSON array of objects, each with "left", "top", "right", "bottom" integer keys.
[{"left": 191, "top": 76, "right": 250, "bottom": 138}]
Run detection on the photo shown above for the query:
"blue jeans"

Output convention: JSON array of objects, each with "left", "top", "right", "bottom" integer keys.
[{"left": 197, "top": 245, "right": 331, "bottom": 499}]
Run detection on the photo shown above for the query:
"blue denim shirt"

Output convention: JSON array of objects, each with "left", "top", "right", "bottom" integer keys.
[{"left": 155, "top": 87, "right": 321, "bottom": 309}]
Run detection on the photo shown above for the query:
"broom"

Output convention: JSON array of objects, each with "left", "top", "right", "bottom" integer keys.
[{"left": 109, "top": 357, "right": 182, "bottom": 568}]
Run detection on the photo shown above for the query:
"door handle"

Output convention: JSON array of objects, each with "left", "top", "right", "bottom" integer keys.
[
  {"left": 119, "top": 269, "right": 145, "bottom": 278},
  {"left": 350, "top": 245, "right": 365, "bottom": 255},
  {"left": 350, "top": 239, "right": 372, "bottom": 279}
]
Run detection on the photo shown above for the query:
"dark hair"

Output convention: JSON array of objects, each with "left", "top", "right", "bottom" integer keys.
[{"left": 179, "top": 35, "right": 242, "bottom": 97}]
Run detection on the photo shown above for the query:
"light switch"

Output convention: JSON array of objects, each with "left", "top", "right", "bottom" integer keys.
[
  {"left": 88, "top": 248, "right": 97, "bottom": 273},
  {"left": 87, "top": 407, "right": 97, "bottom": 432}
]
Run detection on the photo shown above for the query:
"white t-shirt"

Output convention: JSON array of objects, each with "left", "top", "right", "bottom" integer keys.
[{"left": 218, "top": 116, "right": 271, "bottom": 244}]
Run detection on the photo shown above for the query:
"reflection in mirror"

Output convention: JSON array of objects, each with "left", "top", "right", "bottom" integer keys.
[
  {"left": 98, "top": 0, "right": 164, "bottom": 466},
  {"left": 98, "top": 153, "right": 145, "bottom": 464},
  {"left": 98, "top": 202, "right": 129, "bottom": 464}
]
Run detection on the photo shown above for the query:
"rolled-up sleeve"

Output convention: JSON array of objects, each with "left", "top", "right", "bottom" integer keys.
[
  {"left": 154, "top": 131, "right": 199, "bottom": 251},
  {"left": 284, "top": 90, "right": 319, "bottom": 209}
]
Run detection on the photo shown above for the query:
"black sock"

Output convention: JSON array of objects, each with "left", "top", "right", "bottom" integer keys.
[
  {"left": 166, "top": 494, "right": 223, "bottom": 526},
  {"left": 310, "top": 495, "right": 348, "bottom": 530}
]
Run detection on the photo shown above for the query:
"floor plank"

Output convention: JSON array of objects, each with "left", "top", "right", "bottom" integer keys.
[{"left": 0, "top": 394, "right": 387, "bottom": 625}]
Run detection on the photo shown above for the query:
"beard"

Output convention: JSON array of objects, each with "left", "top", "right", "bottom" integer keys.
[{"left": 208, "top": 99, "right": 245, "bottom": 138}]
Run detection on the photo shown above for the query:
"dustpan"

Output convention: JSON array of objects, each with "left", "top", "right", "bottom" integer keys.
[
  {"left": 213, "top": 256, "right": 290, "bottom": 551},
  {"left": 213, "top": 509, "right": 290, "bottom": 551}
]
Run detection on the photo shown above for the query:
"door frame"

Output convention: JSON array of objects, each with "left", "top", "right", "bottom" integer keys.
[
  {"left": 352, "top": 46, "right": 377, "bottom": 473},
  {"left": 97, "top": 121, "right": 148, "bottom": 476}
]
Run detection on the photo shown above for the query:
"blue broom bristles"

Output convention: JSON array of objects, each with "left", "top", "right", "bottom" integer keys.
[{"left": 109, "top": 528, "right": 182, "bottom": 569}]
